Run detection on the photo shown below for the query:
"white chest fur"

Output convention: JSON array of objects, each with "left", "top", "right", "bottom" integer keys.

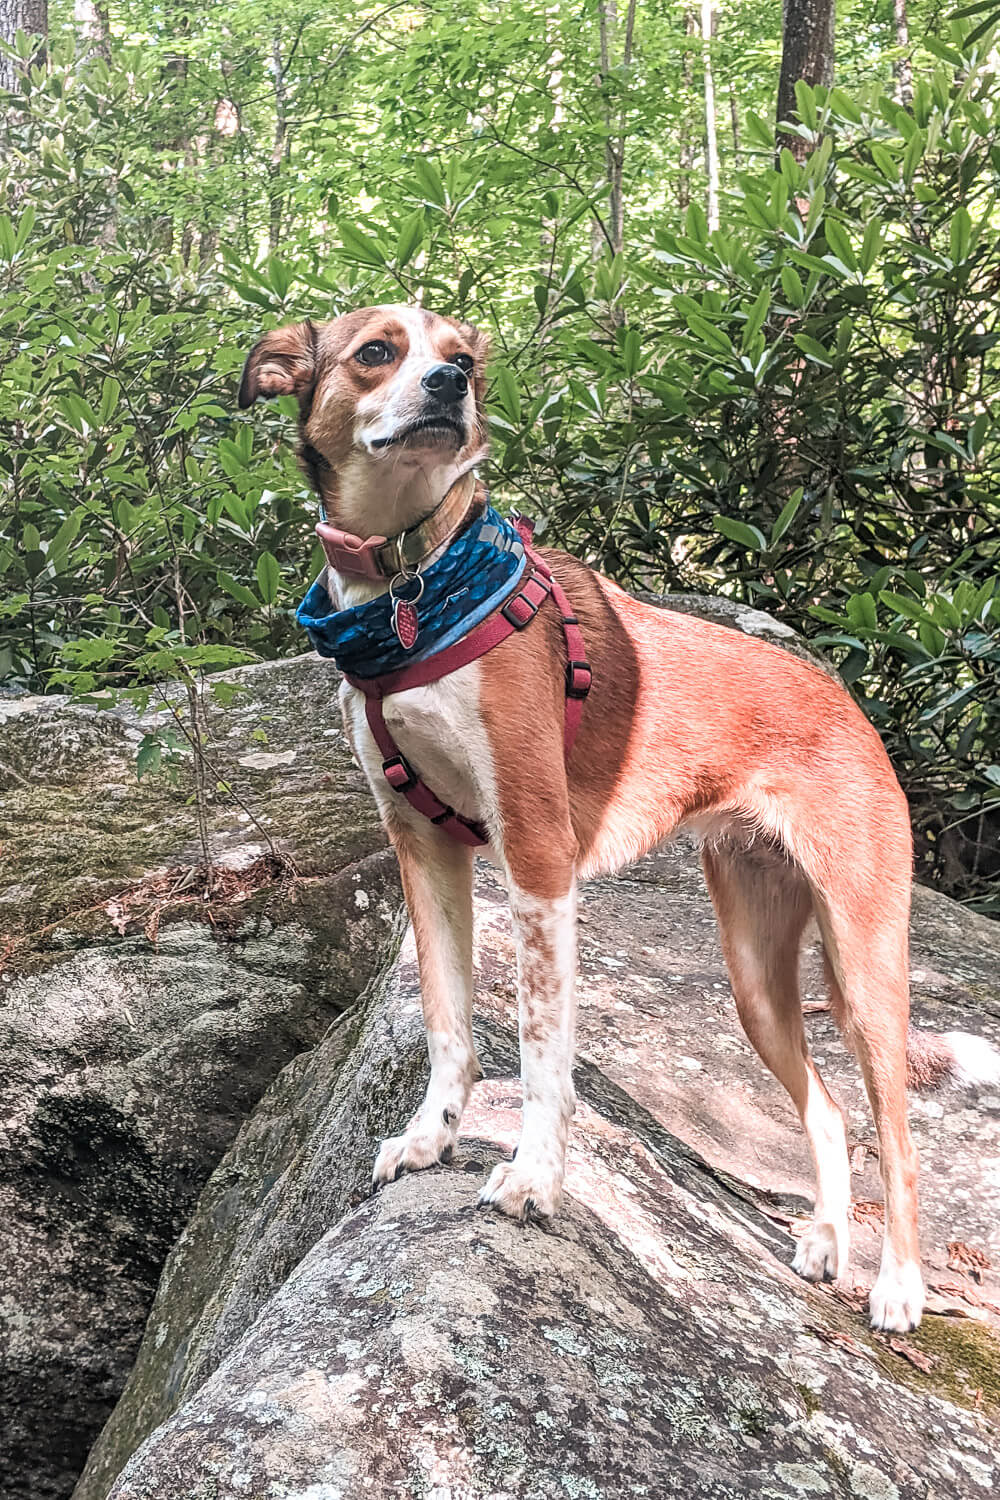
[{"left": 339, "top": 661, "right": 499, "bottom": 834}]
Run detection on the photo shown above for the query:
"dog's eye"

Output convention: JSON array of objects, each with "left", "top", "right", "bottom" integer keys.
[
  {"left": 451, "top": 352, "right": 474, "bottom": 374},
  {"left": 355, "top": 340, "right": 394, "bottom": 367}
]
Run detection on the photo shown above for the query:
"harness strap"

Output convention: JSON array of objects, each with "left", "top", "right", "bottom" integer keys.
[{"left": 344, "top": 524, "right": 591, "bottom": 847}]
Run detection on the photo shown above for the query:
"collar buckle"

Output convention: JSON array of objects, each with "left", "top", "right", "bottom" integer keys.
[{"left": 316, "top": 523, "right": 389, "bottom": 581}]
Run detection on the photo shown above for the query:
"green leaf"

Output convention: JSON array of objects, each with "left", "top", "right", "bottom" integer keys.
[
  {"left": 713, "top": 516, "right": 766, "bottom": 551},
  {"left": 47, "top": 511, "right": 83, "bottom": 569},
  {"left": 338, "top": 223, "right": 386, "bottom": 267},
  {"left": 685, "top": 311, "right": 733, "bottom": 355},
  {"left": 411, "top": 157, "right": 446, "bottom": 207},
  {"left": 879, "top": 591, "right": 930, "bottom": 623},
  {"left": 685, "top": 201, "right": 709, "bottom": 244},
  {"left": 217, "top": 571, "right": 261, "bottom": 609},
  {"left": 742, "top": 286, "right": 770, "bottom": 349},
  {"left": 744, "top": 112, "right": 774, "bottom": 149},
  {"left": 950, "top": 206, "right": 972, "bottom": 265},
  {"left": 860, "top": 219, "right": 883, "bottom": 274},
  {"left": 780, "top": 264, "right": 805, "bottom": 308},
  {"left": 99, "top": 376, "right": 120, "bottom": 424},
  {"left": 493, "top": 367, "right": 522, "bottom": 424},
  {"left": 845, "top": 593, "right": 878, "bottom": 630},
  {"left": 267, "top": 255, "right": 294, "bottom": 299},
  {"left": 770, "top": 488, "right": 803, "bottom": 544},
  {"left": 793, "top": 79, "right": 817, "bottom": 131},
  {"left": 255, "top": 551, "right": 281, "bottom": 605},
  {"left": 136, "top": 737, "right": 162, "bottom": 780},
  {"left": 927, "top": 430, "right": 969, "bottom": 462},
  {"left": 395, "top": 209, "right": 424, "bottom": 268},
  {"left": 823, "top": 220, "right": 858, "bottom": 273},
  {"left": 13, "top": 206, "right": 35, "bottom": 253},
  {"left": 792, "top": 334, "right": 833, "bottom": 367}
]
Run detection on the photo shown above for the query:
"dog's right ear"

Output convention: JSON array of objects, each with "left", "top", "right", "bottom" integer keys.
[{"left": 238, "top": 321, "right": 318, "bottom": 409}]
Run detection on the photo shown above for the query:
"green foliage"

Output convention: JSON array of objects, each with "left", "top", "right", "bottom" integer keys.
[{"left": 0, "top": 3, "right": 997, "bottom": 909}]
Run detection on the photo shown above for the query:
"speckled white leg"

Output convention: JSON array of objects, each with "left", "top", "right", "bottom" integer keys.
[
  {"left": 791, "top": 1067, "right": 851, "bottom": 1282},
  {"left": 479, "top": 882, "right": 577, "bottom": 1219},
  {"left": 371, "top": 822, "right": 480, "bottom": 1189}
]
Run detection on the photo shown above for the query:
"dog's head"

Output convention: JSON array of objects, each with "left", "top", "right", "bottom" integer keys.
[{"left": 238, "top": 304, "right": 489, "bottom": 535}]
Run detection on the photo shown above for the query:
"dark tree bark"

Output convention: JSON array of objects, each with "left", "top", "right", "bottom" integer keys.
[
  {"left": 775, "top": 0, "right": 834, "bottom": 161},
  {"left": 0, "top": 0, "right": 47, "bottom": 92}
]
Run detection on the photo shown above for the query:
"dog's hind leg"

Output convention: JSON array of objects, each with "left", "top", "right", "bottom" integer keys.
[
  {"left": 372, "top": 819, "right": 479, "bottom": 1186},
  {"left": 701, "top": 844, "right": 852, "bottom": 1285},
  {"left": 813, "top": 883, "right": 924, "bottom": 1332}
]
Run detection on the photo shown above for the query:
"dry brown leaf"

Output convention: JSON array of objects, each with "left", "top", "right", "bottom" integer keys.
[
  {"left": 850, "top": 1199, "right": 884, "bottom": 1227},
  {"left": 947, "top": 1240, "right": 991, "bottom": 1284},
  {"left": 923, "top": 1291, "right": 985, "bottom": 1321},
  {"left": 809, "top": 1324, "right": 871, "bottom": 1359},
  {"left": 830, "top": 1283, "right": 868, "bottom": 1314},
  {"left": 929, "top": 1279, "right": 1000, "bottom": 1318},
  {"left": 802, "top": 999, "right": 831, "bottom": 1013},
  {"left": 887, "top": 1337, "right": 936, "bottom": 1374}
]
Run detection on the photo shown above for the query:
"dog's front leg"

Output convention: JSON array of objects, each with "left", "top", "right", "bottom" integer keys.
[
  {"left": 479, "top": 861, "right": 578, "bottom": 1220},
  {"left": 372, "top": 819, "right": 480, "bottom": 1184}
]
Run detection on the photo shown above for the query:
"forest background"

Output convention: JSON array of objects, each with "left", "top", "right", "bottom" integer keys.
[{"left": 1, "top": 0, "right": 998, "bottom": 912}]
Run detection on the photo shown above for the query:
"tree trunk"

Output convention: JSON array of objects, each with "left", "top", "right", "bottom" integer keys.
[
  {"left": 268, "top": 27, "right": 289, "bottom": 253},
  {"left": 677, "top": 10, "right": 697, "bottom": 212},
  {"left": 74, "top": 0, "right": 109, "bottom": 63},
  {"left": 701, "top": 0, "right": 719, "bottom": 232},
  {"left": 594, "top": 0, "right": 622, "bottom": 258},
  {"left": 0, "top": 0, "right": 47, "bottom": 92},
  {"left": 593, "top": 0, "right": 637, "bottom": 260},
  {"left": 892, "top": 0, "right": 912, "bottom": 108},
  {"left": 775, "top": 0, "right": 835, "bottom": 162}
]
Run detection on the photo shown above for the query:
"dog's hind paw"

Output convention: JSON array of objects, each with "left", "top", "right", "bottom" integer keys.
[
  {"left": 477, "top": 1158, "right": 563, "bottom": 1221},
  {"left": 372, "top": 1122, "right": 454, "bottom": 1188},
  {"left": 792, "top": 1221, "right": 846, "bottom": 1283}
]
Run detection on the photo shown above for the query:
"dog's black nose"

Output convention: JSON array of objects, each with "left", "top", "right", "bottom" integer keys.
[{"left": 421, "top": 363, "right": 468, "bottom": 404}]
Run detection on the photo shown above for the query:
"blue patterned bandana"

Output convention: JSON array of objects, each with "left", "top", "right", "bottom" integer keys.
[{"left": 296, "top": 506, "right": 527, "bottom": 679}]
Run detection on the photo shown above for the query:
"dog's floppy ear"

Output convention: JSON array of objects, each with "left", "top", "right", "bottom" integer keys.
[{"left": 238, "top": 321, "right": 319, "bottom": 409}]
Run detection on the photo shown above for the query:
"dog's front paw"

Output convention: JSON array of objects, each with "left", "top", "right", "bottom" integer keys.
[
  {"left": 869, "top": 1258, "right": 924, "bottom": 1333},
  {"left": 477, "top": 1157, "right": 563, "bottom": 1221},
  {"left": 372, "top": 1119, "right": 454, "bottom": 1188},
  {"left": 792, "top": 1221, "right": 846, "bottom": 1283}
]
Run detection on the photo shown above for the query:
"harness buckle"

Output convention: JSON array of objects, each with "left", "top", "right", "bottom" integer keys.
[
  {"left": 382, "top": 754, "right": 418, "bottom": 793},
  {"left": 501, "top": 574, "right": 550, "bottom": 629},
  {"left": 565, "top": 660, "right": 592, "bottom": 700}
]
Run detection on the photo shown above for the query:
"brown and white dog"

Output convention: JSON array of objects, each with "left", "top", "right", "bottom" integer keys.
[{"left": 239, "top": 303, "right": 999, "bottom": 1335}]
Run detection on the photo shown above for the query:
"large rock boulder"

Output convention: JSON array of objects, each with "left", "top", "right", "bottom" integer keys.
[
  {"left": 79, "top": 853, "right": 1000, "bottom": 1497},
  {"left": 0, "top": 657, "right": 401, "bottom": 1500},
  {"left": 5, "top": 608, "right": 998, "bottom": 1500}
]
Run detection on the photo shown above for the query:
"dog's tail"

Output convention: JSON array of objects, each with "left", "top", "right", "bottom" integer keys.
[{"left": 906, "top": 1027, "right": 1000, "bottom": 1092}]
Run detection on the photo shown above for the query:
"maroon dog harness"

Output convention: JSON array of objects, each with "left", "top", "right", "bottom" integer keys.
[{"left": 340, "top": 517, "right": 591, "bottom": 847}]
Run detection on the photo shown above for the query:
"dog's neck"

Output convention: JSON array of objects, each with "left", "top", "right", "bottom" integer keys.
[
  {"left": 320, "top": 456, "right": 485, "bottom": 610},
  {"left": 318, "top": 449, "right": 479, "bottom": 543}
]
